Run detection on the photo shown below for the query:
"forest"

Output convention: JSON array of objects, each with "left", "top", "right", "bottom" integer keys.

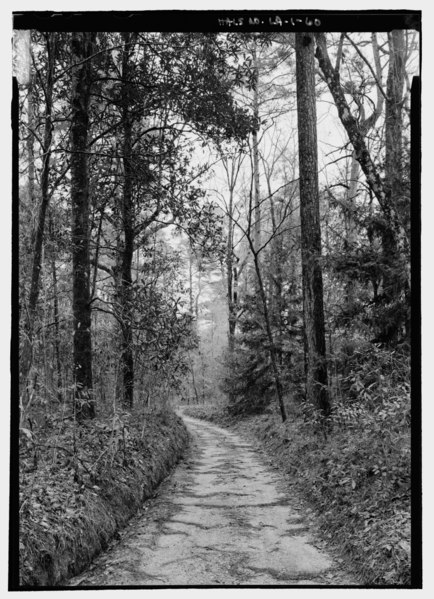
[{"left": 13, "top": 22, "right": 419, "bottom": 588}]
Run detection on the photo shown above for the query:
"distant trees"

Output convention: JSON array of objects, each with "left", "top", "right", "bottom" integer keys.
[
  {"left": 117, "top": 31, "right": 137, "bottom": 409},
  {"left": 217, "top": 39, "right": 296, "bottom": 422},
  {"left": 17, "top": 28, "right": 416, "bottom": 430},
  {"left": 219, "top": 147, "right": 245, "bottom": 355},
  {"left": 18, "top": 31, "right": 255, "bottom": 425},
  {"left": 20, "top": 33, "right": 57, "bottom": 399},
  {"left": 215, "top": 30, "right": 415, "bottom": 425},
  {"left": 316, "top": 31, "right": 410, "bottom": 344}
]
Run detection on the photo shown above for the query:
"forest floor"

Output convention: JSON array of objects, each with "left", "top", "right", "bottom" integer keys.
[
  {"left": 18, "top": 409, "right": 189, "bottom": 587},
  {"left": 183, "top": 402, "right": 411, "bottom": 586},
  {"left": 68, "top": 414, "right": 354, "bottom": 586}
]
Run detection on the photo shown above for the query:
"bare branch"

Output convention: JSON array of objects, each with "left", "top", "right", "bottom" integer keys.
[{"left": 344, "top": 34, "right": 388, "bottom": 103}]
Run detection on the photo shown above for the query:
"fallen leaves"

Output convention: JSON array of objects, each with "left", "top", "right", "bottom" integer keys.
[{"left": 19, "top": 410, "right": 189, "bottom": 587}]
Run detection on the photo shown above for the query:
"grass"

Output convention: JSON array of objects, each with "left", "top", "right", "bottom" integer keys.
[{"left": 18, "top": 408, "right": 189, "bottom": 587}]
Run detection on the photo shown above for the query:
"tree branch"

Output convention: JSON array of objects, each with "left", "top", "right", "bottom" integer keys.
[
  {"left": 315, "top": 33, "right": 387, "bottom": 210},
  {"left": 344, "top": 34, "right": 388, "bottom": 103}
]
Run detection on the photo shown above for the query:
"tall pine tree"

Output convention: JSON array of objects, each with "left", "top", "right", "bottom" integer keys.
[{"left": 295, "top": 32, "right": 329, "bottom": 416}]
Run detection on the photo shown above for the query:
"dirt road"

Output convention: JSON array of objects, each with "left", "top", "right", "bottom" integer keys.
[{"left": 68, "top": 415, "right": 353, "bottom": 586}]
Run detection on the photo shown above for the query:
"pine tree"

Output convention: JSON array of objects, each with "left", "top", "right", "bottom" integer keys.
[
  {"left": 295, "top": 32, "right": 329, "bottom": 416},
  {"left": 70, "top": 32, "right": 96, "bottom": 420}
]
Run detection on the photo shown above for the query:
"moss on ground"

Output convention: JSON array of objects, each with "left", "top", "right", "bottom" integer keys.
[
  {"left": 19, "top": 409, "right": 189, "bottom": 587},
  {"left": 184, "top": 403, "right": 411, "bottom": 586}
]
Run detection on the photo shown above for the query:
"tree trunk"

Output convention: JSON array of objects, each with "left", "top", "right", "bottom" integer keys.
[
  {"left": 189, "top": 243, "right": 195, "bottom": 316},
  {"left": 221, "top": 150, "right": 244, "bottom": 358},
  {"left": 267, "top": 180, "right": 284, "bottom": 365},
  {"left": 27, "top": 70, "right": 35, "bottom": 244},
  {"left": 252, "top": 47, "right": 261, "bottom": 256},
  {"left": 252, "top": 252, "right": 287, "bottom": 423},
  {"left": 49, "top": 214, "right": 63, "bottom": 403},
  {"left": 119, "top": 31, "right": 137, "bottom": 409},
  {"left": 251, "top": 46, "right": 262, "bottom": 309},
  {"left": 20, "top": 34, "right": 56, "bottom": 394},
  {"left": 295, "top": 32, "right": 330, "bottom": 416},
  {"left": 316, "top": 31, "right": 407, "bottom": 343},
  {"left": 70, "top": 32, "right": 95, "bottom": 420},
  {"left": 227, "top": 186, "right": 236, "bottom": 354},
  {"left": 315, "top": 33, "right": 388, "bottom": 210},
  {"left": 244, "top": 188, "right": 287, "bottom": 421},
  {"left": 381, "top": 30, "right": 406, "bottom": 339},
  {"left": 220, "top": 150, "right": 244, "bottom": 406},
  {"left": 340, "top": 33, "right": 385, "bottom": 317},
  {"left": 343, "top": 152, "right": 359, "bottom": 314}
]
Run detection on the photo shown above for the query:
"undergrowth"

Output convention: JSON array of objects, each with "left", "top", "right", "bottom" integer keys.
[
  {"left": 185, "top": 383, "right": 411, "bottom": 586},
  {"left": 18, "top": 408, "right": 189, "bottom": 587}
]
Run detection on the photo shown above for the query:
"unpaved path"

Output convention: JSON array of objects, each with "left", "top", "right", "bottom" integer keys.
[{"left": 68, "top": 415, "right": 353, "bottom": 586}]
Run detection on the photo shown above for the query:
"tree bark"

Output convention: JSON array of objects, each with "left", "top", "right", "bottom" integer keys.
[
  {"left": 252, "top": 252, "right": 287, "bottom": 423},
  {"left": 227, "top": 186, "right": 236, "bottom": 354},
  {"left": 382, "top": 30, "right": 406, "bottom": 318},
  {"left": 20, "top": 34, "right": 56, "bottom": 394},
  {"left": 49, "top": 214, "right": 63, "bottom": 403},
  {"left": 119, "top": 31, "right": 138, "bottom": 409},
  {"left": 316, "top": 31, "right": 408, "bottom": 343},
  {"left": 315, "top": 33, "right": 388, "bottom": 211},
  {"left": 342, "top": 33, "right": 385, "bottom": 315},
  {"left": 295, "top": 32, "right": 329, "bottom": 416},
  {"left": 243, "top": 191, "right": 287, "bottom": 421},
  {"left": 219, "top": 146, "right": 244, "bottom": 360},
  {"left": 252, "top": 46, "right": 261, "bottom": 256},
  {"left": 224, "top": 158, "right": 241, "bottom": 354},
  {"left": 251, "top": 46, "right": 262, "bottom": 311},
  {"left": 266, "top": 178, "right": 284, "bottom": 365},
  {"left": 70, "top": 32, "right": 95, "bottom": 420},
  {"left": 343, "top": 153, "right": 359, "bottom": 314}
]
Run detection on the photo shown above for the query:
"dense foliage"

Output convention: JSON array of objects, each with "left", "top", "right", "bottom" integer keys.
[
  {"left": 15, "top": 26, "right": 417, "bottom": 587},
  {"left": 16, "top": 30, "right": 257, "bottom": 586},
  {"left": 185, "top": 357, "right": 411, "bottom": 586},
  {"left": 215, "top": 31, "right": 414, "bottom": 417},
  {"left": 18, "top": 31, "right": 255, "bottom": 421},
  {"left": 19, "top": 409, "right": 189, "bottom": 586},
  {"left": 184, "top": 30, "right": 416, "bottom": 586}
]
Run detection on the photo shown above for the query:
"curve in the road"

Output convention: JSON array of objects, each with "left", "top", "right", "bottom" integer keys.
[{"left": 69, "top": 415, "right": 352, "bottom": 586}]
